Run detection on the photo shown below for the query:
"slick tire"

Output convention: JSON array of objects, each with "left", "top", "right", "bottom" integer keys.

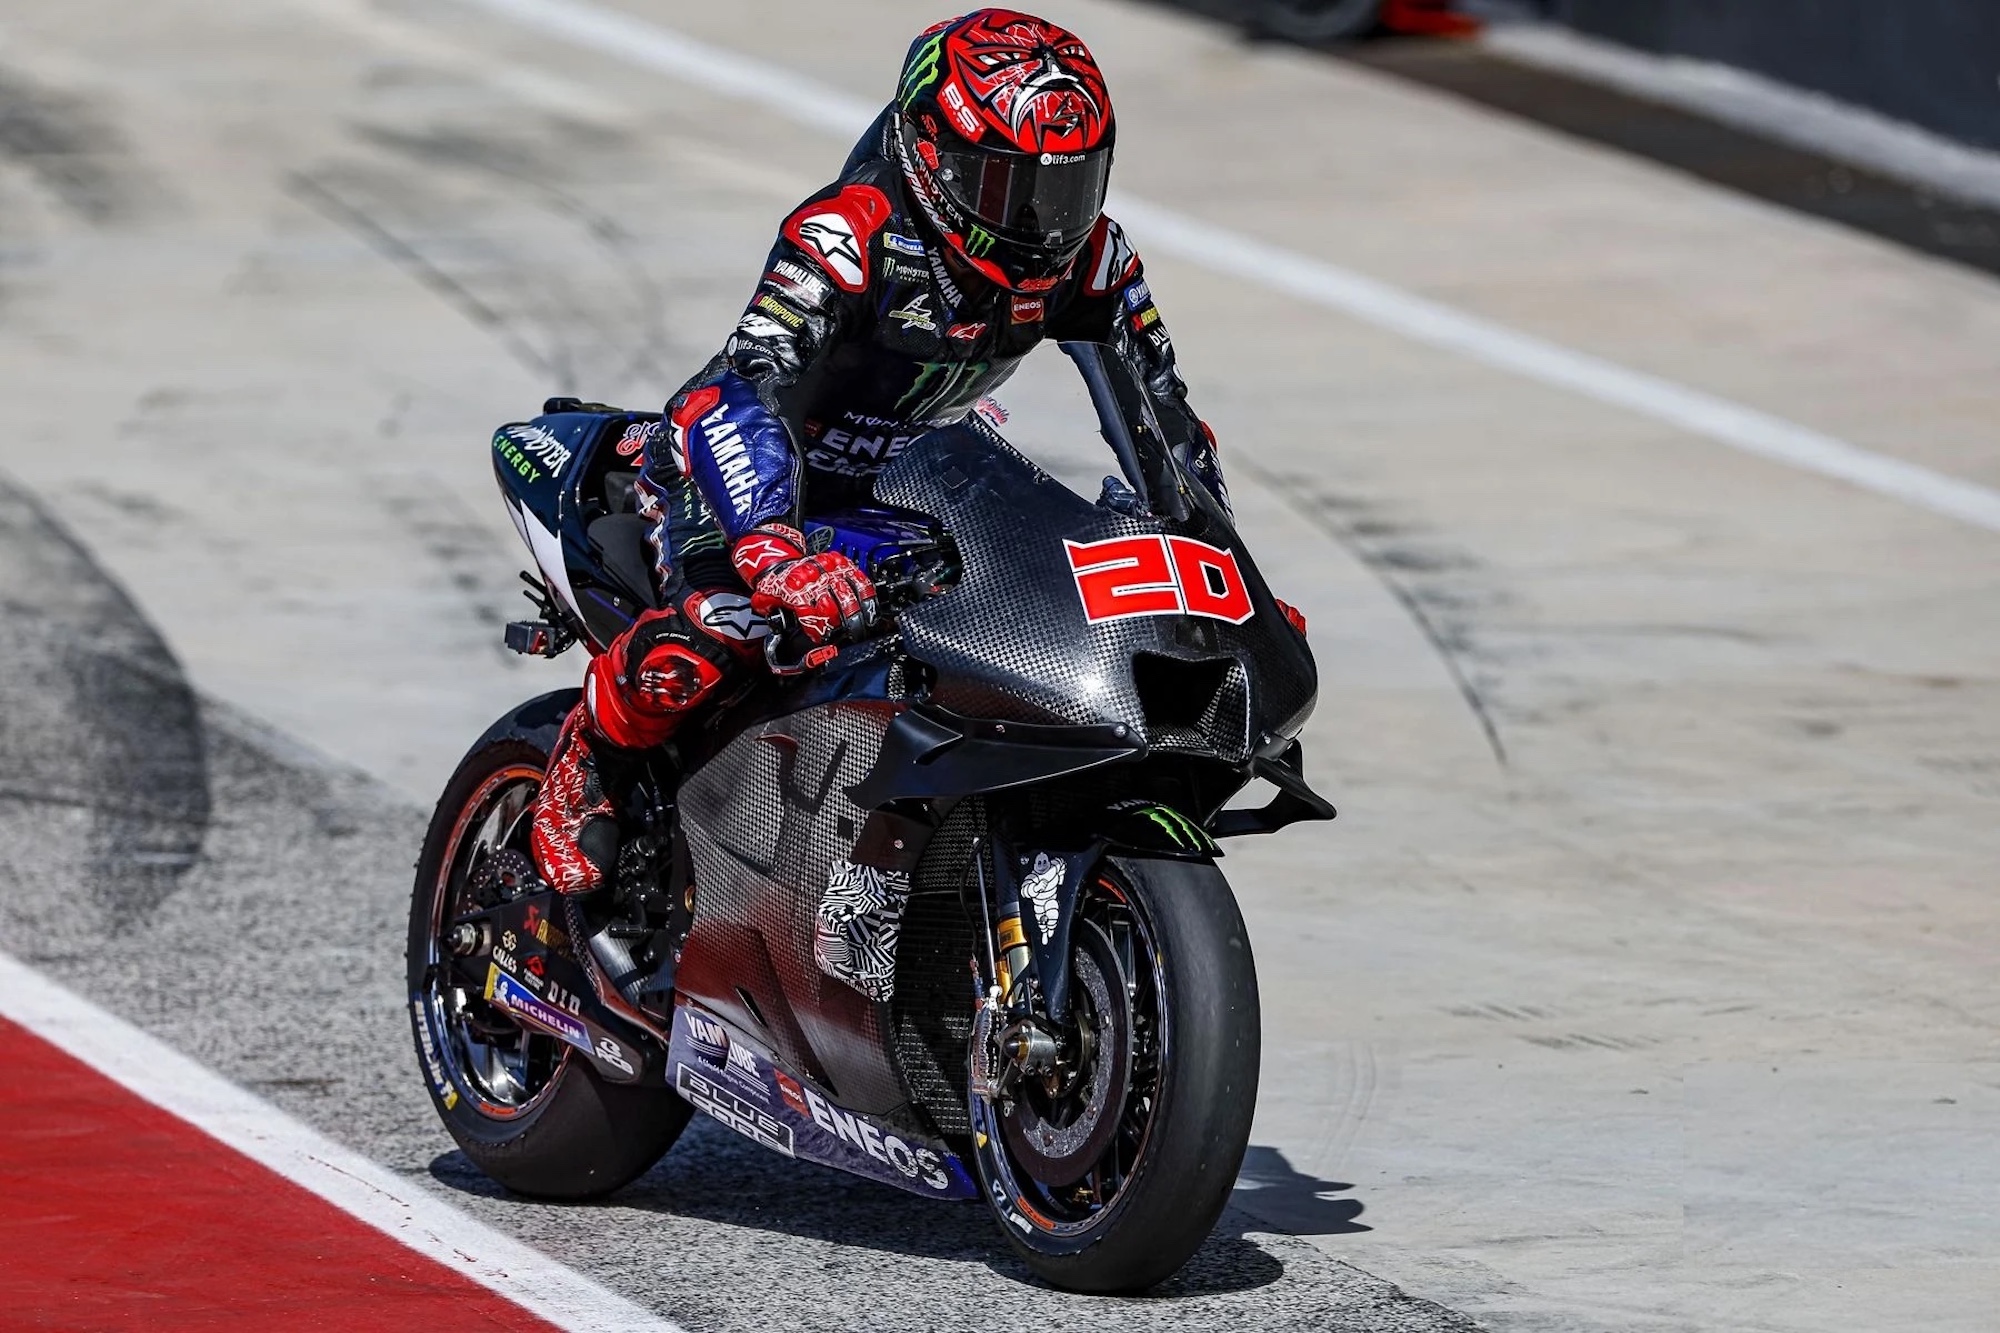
[
  {"left": 407, "top": 689, "right": 691, "bottom": 1200},
  {"left": 984, "top": 855, "right": 1260, "bottom": 1293}
]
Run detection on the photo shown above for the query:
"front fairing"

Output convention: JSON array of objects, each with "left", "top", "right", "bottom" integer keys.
[{"left": 872, "top": 419, "right": 1316, "bottom": 763}]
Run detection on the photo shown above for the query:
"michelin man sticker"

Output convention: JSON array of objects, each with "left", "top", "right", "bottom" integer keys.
[{"left": 1020, "top": 852, "right": 1064, "bottom": 944}]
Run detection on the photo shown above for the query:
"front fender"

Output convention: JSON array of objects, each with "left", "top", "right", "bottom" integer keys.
[{"left": 999, "top": 799, "right": 1213, "bottom": 1024}]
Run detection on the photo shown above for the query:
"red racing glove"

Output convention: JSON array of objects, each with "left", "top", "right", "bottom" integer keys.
[{"left": 732, "top": 524, "right": 879, "bottom": 648}]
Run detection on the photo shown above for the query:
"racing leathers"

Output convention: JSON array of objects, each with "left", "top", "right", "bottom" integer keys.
[{"left": 528, "top": 110, "right": 1227, "bottom": 893}]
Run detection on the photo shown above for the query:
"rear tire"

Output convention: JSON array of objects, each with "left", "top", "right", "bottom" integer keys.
[
  {"left": 972, "top": 855, "right": 1260, "bottom": 1292},
  {"left": 406, "top": 690, "right": 691, "bottom": 1199}
]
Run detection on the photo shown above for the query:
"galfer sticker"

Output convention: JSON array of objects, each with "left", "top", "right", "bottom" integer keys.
[{"left": 1064, "top": 534, "right": 1254, "bottom": 625}]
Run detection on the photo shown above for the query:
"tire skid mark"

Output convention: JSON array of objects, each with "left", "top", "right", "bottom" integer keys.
[
  {"left": 0, "top": 64, "right": 140, "bottom": 223},
  {"left": 0, "top": 469, "right": 208, "bottom": 925},
  {"left": 1228, "top": 451, "right": 1509, "bottom": 769},
  {"left": 286, "top": 170, "right": 561, "bottom": 380},
  {"left": 353, "top": 122, "right": 677, "bottom": 390}
]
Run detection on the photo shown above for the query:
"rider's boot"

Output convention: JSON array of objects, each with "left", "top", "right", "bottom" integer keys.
[{"left": 530, "top": 603, "right": 746, "bottom": 894}]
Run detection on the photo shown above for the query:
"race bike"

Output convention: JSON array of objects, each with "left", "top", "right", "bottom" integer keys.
[{"left": 407, "top": 343, "right": 1332, "bottom": 1292}]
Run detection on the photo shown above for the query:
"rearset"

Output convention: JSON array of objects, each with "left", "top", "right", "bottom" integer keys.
[
  {"left": 506, "top": 570, "right": 577, "bottom": 658},
  {"left": 504, "top": 620, "right": 574, "bottom": 658}
]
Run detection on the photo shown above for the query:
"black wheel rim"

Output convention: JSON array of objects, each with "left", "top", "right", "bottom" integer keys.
[
  {"left": 971, "top": 869, "right": 1168, "bottom": 1243},
  {"left": 417, "top": 764, "right": 570, "bottom": 1119}
]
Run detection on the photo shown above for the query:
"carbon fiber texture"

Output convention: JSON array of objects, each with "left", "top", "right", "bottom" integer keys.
[
  {"left": 872, "top": 419, "right": 1314, "bottom": 759},
  {"left": 891, "top": 798, "right": 987, "bottom": 1140},
  {"left": 675, "top": 699, "right": 919, "bottom": 1117}
]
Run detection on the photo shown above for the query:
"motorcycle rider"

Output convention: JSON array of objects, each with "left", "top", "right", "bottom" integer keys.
[{"left": 531, "top": 8, "right": 1290, "bottom": 893}]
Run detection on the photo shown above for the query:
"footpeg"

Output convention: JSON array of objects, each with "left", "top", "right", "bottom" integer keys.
[{"left": 505, "top": 619, "right": 573, "bottom": 658}]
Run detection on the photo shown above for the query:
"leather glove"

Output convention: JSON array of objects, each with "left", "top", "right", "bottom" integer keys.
[{"left": 731, "top": 524, "right": 879, "bottom": 646}]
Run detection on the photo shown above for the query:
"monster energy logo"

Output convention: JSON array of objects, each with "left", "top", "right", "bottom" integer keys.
[
  {"left": 899, "top": 33, "right": 945, "bottom": 107},
  {"left": 895, "top": 359, "right": 990, "bottom": 415},
  {"left": 1128, "top": 803, "right": 1215, "bottom": 852},
  {"left": 964, "top": 225, "right": 997, "bottom": 258}
]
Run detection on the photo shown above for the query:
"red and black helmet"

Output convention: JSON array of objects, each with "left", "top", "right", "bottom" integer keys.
[{"left": 893, "top": 9, "right": 1115, "bottom": 293}]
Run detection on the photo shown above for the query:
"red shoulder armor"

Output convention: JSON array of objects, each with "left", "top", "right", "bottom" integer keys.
[{"left": 781, "top": 185, "right": 893, "bottom": 294}]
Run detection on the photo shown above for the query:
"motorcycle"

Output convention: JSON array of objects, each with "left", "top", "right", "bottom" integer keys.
[{"left": 407, "top": 343, "right": 1333, "bottom": 1292}]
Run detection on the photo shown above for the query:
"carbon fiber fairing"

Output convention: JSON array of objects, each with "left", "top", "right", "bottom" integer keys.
[
  {"left": 872, "top": 419, "right": 1316, "bottom": 757},
  {"left": 674, "top": 699, "right": 924, "bottom": 1118}
]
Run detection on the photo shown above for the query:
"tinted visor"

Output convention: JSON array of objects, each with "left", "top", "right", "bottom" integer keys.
[{"left": 934, "top": 142, "right": 1111, "bottom": 250}]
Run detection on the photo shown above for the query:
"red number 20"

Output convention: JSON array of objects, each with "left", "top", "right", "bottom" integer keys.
[{"left": 1064, "top": 535, "right": 1255, "bottom": 625}]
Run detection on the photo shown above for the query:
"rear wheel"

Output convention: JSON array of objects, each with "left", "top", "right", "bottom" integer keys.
[
  {"left": 406, "top": 691, "right": 690, "bottom": 1199},
  {"left": 969, "top": 856, "right": 1260, "bottom": 1292}
]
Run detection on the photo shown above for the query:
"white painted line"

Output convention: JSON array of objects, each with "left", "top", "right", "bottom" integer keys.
[
  {"left": 1485, "top": 23, "right": 2000, "bottom": 216},
  {"left": 0, "top": 948, "right": 682, "bottom": 1333},
  {"left": 457, "top": 0, "right": 2000, "bottom": 536}
]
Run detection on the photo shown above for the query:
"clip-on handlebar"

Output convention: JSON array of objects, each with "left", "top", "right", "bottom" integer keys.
[{"left": 758, "top": 548, "right": 956, "bottom": 677}]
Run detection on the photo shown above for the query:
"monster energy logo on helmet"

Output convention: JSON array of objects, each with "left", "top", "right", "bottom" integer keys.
[
  {"left": 899, "top": 32, "right": 945, "bottom": 107},
  {"left": 964, "top": 225, "right": 998, "bottom": 258}
]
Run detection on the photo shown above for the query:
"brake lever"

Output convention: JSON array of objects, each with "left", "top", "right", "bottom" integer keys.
[
  {"left": 760, "top": 608, "right": 835, "bottom": 677},
  {"left": 759, "top": 545, "right": 954, "bottom": 677}
]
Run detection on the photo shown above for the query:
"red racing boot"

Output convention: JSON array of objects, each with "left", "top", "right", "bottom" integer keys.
[
  {"left": 530, "top": 600, "right": 750, "bottom": 893},
  {"left": 530, "top": 705, "right": 622, "bottom": 894}
]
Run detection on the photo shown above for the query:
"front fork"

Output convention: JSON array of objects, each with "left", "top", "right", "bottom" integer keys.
[{"left": 968, "top": 834, "right": 1102, "bottom": 1103}]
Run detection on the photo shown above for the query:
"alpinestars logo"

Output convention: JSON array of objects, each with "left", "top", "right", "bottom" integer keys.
[
  {"left": 796, "top": 215, "right": 864, "bottom": 289},
  {"left": 686, "top": 590, "right": 767, "bottom": 642},
  {"left": 1087, "top": 218, "right": 1137, "bottom": 295}
]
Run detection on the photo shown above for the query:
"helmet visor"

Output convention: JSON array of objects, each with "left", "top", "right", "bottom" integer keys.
[{"left": 933, "top": 142, "right": 1111, "bottom": 251}]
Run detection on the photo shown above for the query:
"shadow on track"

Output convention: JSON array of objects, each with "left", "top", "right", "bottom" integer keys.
[
  {"left": 426, "top": 1121, "right": 1350, "bottom": 1296},
  {"left": 1231, "top": 1144, "right": 1371, "bottom": 1237}
]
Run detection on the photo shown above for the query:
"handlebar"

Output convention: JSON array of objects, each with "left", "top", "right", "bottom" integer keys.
[{"left": 759, "top": 547, "right": 956, "bottom": 677}]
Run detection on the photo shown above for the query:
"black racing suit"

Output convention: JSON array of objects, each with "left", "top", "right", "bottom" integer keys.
[
  {"left": 639, "top": 108, "right": 1226, "bottom": 612},
  {"left": 530, "top": 108, "right": 1230, "bottom": 893}
]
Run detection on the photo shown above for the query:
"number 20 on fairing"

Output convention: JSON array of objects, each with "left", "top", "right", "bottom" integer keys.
[{"left": 1064, "top": 535, "right": 1255, "bottom": 625}]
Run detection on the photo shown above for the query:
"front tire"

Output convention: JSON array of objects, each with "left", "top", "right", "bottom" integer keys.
[
  {"left": 406, "top": 690, "right": 690, "bottom": 1199},
  {"left": 970, "top": 856, "right": 1260, "bottom": 1292}
]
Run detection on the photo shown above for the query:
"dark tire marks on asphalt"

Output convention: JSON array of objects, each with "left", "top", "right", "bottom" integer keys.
[
  {"left": 0, "top": 471, "right": 208, "bottom": 924},
  {"left": 0, "top": 65, "right": 140, "bottom": 223},
  {"left": 289, "top": 118, "right": 679, "bottom": 398},
  {"left": 1228, "top": 452, "right": 1510, "bottom": 769}
]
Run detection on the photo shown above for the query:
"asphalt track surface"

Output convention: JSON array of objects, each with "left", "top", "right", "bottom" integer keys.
[
  {"left": 1, "top": 1, "right": 1998, "bottom": 1329},
  {"left": 0, "top": 474, "right": 1470, "bottom": 1327}
]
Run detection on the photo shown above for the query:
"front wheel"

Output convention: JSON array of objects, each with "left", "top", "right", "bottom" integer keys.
[
  {"left": 970, "top": 856, "right": 1260, "bottom": 1292},
  {"left": 406, "top": 691, "right": 690, "bottom": 1199}
]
